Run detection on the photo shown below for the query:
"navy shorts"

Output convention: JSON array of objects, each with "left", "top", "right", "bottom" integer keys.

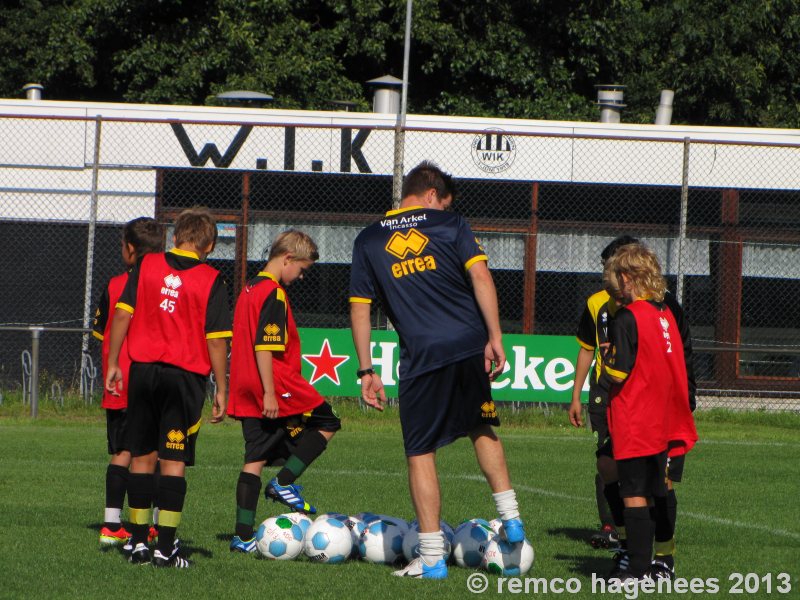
[
  {"left": 126, "top": 362, "right": 206, "bottom": 466},
  {"left": 240, "top": 401, "right": 341, "bottom": 465},
  {"left": 616, "top": 451, "right": 668, "bottom": 498},
  {"left": 105, "top": 408, "right": 129, "bottom": 455},
  {"left": 399, "top": 354, "right": 500, "bottom": 457}
]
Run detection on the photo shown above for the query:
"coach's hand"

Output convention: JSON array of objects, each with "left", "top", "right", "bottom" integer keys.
[
  {"left": 360, "top": 372, "right": 387, "bottom": 411},
  {"left": 485, "top": 339, "right": 506, "bottom": 381}
]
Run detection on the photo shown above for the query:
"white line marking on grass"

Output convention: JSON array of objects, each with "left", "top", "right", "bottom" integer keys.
[{"left": 315, "top": 467, "right": 800, "bottom": 541}]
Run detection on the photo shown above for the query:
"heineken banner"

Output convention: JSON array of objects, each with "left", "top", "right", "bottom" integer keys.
[{"left": 298, "top": 328, "right": 588, "bottom": 403}]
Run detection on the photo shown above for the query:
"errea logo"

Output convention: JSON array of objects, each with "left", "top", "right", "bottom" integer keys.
[
  {"left": 166, "top": 429, "right": 185, "bottom": 450},
  {"left": 164, "top": 274, "right": 182, "bottom": 289},
  {"left": 481, "top": 401, "right": 497, "bottom": 418},
  {"left": 385, "top": 229, "right": 429, "bottom": 259},
  {"left": 264, "top": 323, "right": 280, "bottom": 336}
]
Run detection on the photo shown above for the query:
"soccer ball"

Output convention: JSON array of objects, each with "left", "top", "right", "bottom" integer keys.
[
  {"left": 489, "top": 518, "right": 503, "bottom": 535},
  {"left": 280, "top": 512, "right": 313, "bottom": 539},
  {"left": 255, "top": 515, "right": 306, "bottom": 560},
  {"left": 304, "top": 517, "right": 353, "bottom": 564},
  {"left": 481, "top": 535, "right": 534, "bottom": 575},
  {"left": 342, "top": 515, "right": 367, "bottom": 558},
  {"left": 358, "top": 516, "right": 408, "bottom": 564},
  {"left": 452, "top": 519, "right": 494, "bottom": 568},
  {"left": 401, "top": 520, "right": 454, "bottom": 562}
]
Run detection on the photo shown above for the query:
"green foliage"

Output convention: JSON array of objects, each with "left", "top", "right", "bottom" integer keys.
[{"left": 1, "top": 0, "right": 799, "bottom": 125}]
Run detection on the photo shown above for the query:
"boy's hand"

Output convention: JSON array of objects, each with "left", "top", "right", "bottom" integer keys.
[
  {"left": 568, "top": 398, "right": 583, "bottom": 428},
  {"left": 105, "top": 366, "right": 123, "bottom": 395},
  {"left": 262, "top": 391, "right": 279, "bottom": 419},
  {"left": 360, "top": 373, "right": 387, "bottom": 411},
  {"left": 210, "top": 390, "right": 226, "bottom": 423}
]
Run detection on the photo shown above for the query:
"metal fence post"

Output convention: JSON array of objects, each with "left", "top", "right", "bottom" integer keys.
[
  {"left": 391, "top": 0, "right": 413, "bottom": 209},
  {"left": 676, "top": 136, "right": 690, "bottom": 305},
  {"left": 30, "top": 327, "right": 42, "bottom": 418},
  {"left": 79, "top": 116, "right": 103, "bottom": 403}
]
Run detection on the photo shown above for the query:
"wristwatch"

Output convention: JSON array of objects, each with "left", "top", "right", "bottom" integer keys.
[{"left": 356, "top": 368, "right": 375, "bottom": 378}]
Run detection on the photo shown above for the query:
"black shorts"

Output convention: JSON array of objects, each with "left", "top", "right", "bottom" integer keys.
[
  {"left": 106, "top": 408, "right": 129, "bottom": 455},
  {"left": 617, "top": 451, "right": 668, "bottom": 498},
  {"left": 126, "top": 362, "right": 207, "bottom": 466},
  {"left": 667, "top": 454, "right": 686, "bottom": 482},
  {"left": 399, "top": 354, "right": 500, "bottom": 457},
  {"left": 240, "top": 401, "right": 341, "bottom": 465},
  {"left": 586, "top": 385, "right": 610, "bottom": 456}
]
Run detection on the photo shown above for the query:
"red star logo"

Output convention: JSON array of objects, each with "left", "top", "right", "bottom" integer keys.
[{"left": 302, "top": 339, "right": 350, "bottom": 385}]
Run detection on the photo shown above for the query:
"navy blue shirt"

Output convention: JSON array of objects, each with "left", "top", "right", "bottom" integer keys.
[{"left": 350, "top": 206, "right": 489, "bottom": 379}]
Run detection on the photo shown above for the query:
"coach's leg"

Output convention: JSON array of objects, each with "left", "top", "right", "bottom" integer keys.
[
  {"left": 470, "top": 425, "right": 524, "bottom": 542},
  {"left": 407, "top": 452, "right": 441, "bottom": 532},
  {"left": 470, "top": 424, "right": 512, "bottom": 491}
]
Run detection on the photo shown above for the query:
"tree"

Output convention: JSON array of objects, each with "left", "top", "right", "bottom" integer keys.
[{"left": 0, "top": 0, "right": 798, "bottom": 127}]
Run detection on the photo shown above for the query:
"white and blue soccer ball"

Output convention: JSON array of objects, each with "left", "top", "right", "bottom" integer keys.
[
  {"left": 343, "top": 515, "right": 367, "bottom": 557},
  {"left": 280, "top": 512, "right": 313, "bottom": 540},
  {"left": 401, "top": 520, "right": 454, "bottom": 562},
  {"left": 452, "top": 519, "right": 494, "bottom": 568},
  {"left": 304, "top": 516, "right": 353, "bottom": 564},
  {"left": 255, "top": 515, "right": 306, "bottom": 560},
  {"left": 358, "top": 516, "right": 408, "bottom": 564},
  {"left": 481, "top": 535, "right": 535, "bottom": 575}
]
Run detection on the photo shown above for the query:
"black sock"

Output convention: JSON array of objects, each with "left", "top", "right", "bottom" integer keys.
[
  {"left": 667, "top": 489, "right": 677, "bottom": 533},
  {"left": 276, "top": 430, "right": 328, "bottom": 486},
  {"left": 104, "top": 464, "right": 128, "bottom": 529},
  {"left": 604, "top": 482, "right": 626, "bottom": 530},
  {"left": 652, "top": 491, "right": 677, "bottom": 567},
  {"left": 596, "top": 474, "right": 613, "bottom": 527},
  {"left": 155, "top": 475, "right": 187, "bottom": 556},
  {"left": 624, "top": 506, "right": 655, "bottom": 577},
  {"left": 127, "top": 473, "right": 155, "bottom": 545},
  {"left": 235, "top": 472, "right": 262, "bottom": 540}
]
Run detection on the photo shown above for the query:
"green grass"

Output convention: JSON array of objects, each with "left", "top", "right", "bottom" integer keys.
[{"left": 1, "top": 399, "right": 799, "bottom": 599}]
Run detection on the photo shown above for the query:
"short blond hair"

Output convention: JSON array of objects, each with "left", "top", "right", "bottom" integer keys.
[
  {"left": 267, "top": 230, "right": 319, "bottom": 262},
  {"left": 603, "top": 243, "right": 666, "bottom": 302}
]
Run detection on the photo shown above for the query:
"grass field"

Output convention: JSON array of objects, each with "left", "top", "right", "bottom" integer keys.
[{"left": 1, "top": 399, "right": 798, "bottom": 599}]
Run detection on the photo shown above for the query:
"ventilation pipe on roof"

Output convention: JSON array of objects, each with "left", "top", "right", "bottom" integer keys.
[
  {"left": 655, "top": 90, "right": 675, "bottom": 125},
  {"left": 22, "top": 83, "right": 43, "bottom": 101},
  {"left": 596, "top": 84, "right": 626, "bottom": 123},
  {"left": 367, "top": 75, "right": 403, "bottom": 114}
]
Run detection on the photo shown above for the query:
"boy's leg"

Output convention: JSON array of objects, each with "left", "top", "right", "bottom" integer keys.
[
  {"left": 469, "top": 425, "right": 524, "bottom": 542},
  {"left": 275, "top": 430, "right": 333, "bottom": 486},
  {"left": 154, "top": 458, "right": 186, "bottom": 557},
  {"left": 266, "top": 403, "right": 341, "bottom": 514},
  {"left": 589, "top": 397, "right": 617, "bottom": 548},
  {"left": 234, "top": 464, "right": 264, "bottom": 544},
  {"left": 101, "top": 461, "right": 131, "bottom": 543},
  {"left": 127, "top": 452, "right": 158, "bottom": 560},
  {"left": 622, "top": 499, "right": 654, "bottom": 578}
]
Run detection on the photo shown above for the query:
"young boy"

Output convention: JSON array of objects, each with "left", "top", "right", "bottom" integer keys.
[
  {"left": 602, "top": 243, "right": 698, "bottom": 583},
  {"left": 93, "top": 217, "right": 164, "bottom": 546},
  {"left": 227, "top": 230, "right": 341, "bottom": 553},
  {"left": 105, "top": 207, "right": 232, "bottom": 568}
]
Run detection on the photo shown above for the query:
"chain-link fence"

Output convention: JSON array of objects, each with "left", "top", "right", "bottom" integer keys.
[{"left": 2, "top": 112, "right": 800, "bottom": 410}]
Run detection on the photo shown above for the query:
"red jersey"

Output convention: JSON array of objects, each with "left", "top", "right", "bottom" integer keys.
[
  {"left": 93, "top": 272, "right": 130, "bottom": 409},
  {"left": 120, "top": 252, "right": 222, "bottom": 375},
  {"left": 228, "top": 272, "right": 323, "bottom": 419},
  {"left": 606, "top": 300, "right": 698, "bottom": 460}
]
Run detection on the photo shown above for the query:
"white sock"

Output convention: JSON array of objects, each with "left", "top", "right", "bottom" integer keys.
[
  {"left": 104, "top": 507, "right": 122, "bottom": 525},
  {"left": 418, "top": 531, "right": 445, "bottom": 567},
  {"left": 492, "top": 489, "right": 520, "bottom": 521}
]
